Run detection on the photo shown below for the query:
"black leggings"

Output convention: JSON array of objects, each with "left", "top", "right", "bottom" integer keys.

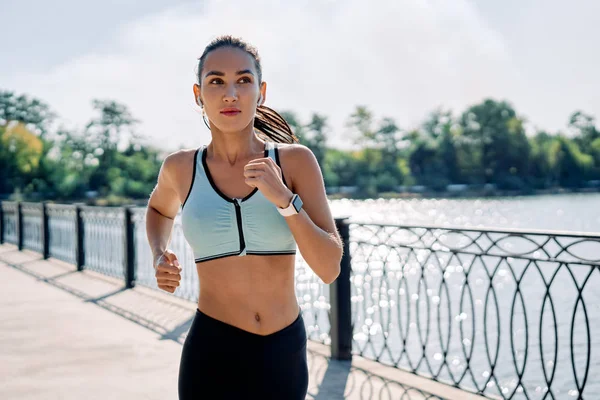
[{"left": 178, "top": 308, "right": 308, "bottom": 399}]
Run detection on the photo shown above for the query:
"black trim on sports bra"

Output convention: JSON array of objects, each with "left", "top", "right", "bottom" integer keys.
[
  {"left": 202, "top": 141, "right": 269, "bottom": 203},
  {"left": 246, "top": 250, "right": 296, "bottom": 256},
  {"left": 194, "top": 250, "right": 242, "bottom": 263},
  {"left": 195, "top": 249, "right": 297, "bottom": 263},
  {"left": 182, "top": 148, "right": 200, "bottom": 209},
  {"left": 273, "top": 143, "right": 289, "bottom": 189}
]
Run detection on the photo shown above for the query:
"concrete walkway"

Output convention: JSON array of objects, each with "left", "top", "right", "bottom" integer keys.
[
  {"left": 0, "top": 246, "right": 184, "bottom": 400},
  {"left": 0, "top": 244, "right": 485, "bottom": 400}
]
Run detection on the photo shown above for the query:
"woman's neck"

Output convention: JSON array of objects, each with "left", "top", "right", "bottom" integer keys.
[{"left": 207, "top": 127, "right": 265, "bottom": 167}]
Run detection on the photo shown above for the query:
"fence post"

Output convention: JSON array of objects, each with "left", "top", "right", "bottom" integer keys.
[
  {"left": 17, "top": 202, "right": 24, "bottom": 250},
  {"left": 0, "top": 201, "right": 4, "bottom": 244},
  {"left": 42, "top": 202, "right": 50, "bottom": 259},
  {"left": 330, "top": 217, "right": 352, "bottom": 360},
  {"left": 124, "top": 206, "right": 136, "bottom": 289},
  {"left": 75, "top": 205, "right": 85, "bottom": 271}
]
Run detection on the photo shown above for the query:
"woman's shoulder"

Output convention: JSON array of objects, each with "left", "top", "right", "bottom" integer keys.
[
  {"left": 160, "top": 146, "right": 203, "bottom": 185},
  {"left": 276, "top": 142, "right": 317, "bottom": 166},
  {"left": 274, "top": 143, "right": 320, "bottom": 191},
  {"left": 163, "top": 146, "right": 202, "bottom": 170}
]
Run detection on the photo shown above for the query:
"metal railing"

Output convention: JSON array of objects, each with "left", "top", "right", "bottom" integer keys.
[
  {"left": 346, "top": 222, "right": 600, "bottom": 399},
  {"left": 1, "top": 201, "right": 598, "bottom": 399},
  {"left": 46, "top": 204, "right": 77, "bottom": 264},
  {"left": 1, "top": 201, "right": 19, "bottom": 245}
]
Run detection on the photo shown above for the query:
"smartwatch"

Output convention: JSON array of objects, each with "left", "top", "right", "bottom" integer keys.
[{"left": 277, "top": 193, "right": 303, "bottom": 217}]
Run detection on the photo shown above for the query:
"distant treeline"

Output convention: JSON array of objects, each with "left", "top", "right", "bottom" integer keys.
[{"left": 1, "top": 89, "right": 599, "bottom": 203}]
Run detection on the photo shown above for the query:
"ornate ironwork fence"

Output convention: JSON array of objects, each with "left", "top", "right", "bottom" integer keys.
[
  {"left": 1, "top": 201, "right": 19, "bottom": 245},
  {"left": 47, "top": 204, "right": 77, "bottom": 264},
  {"left": 346, "top": 222, "right": 600, "bottom": 399},
  {"left": 1, "top": 201, "right": 598, "bottom": 399}
]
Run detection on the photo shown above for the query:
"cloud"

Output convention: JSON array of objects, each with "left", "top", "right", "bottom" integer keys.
[{"left": 10, "top": 0, "right": 519, "bottom": 151}]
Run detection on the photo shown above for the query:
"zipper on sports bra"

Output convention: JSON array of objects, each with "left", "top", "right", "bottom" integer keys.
[{"left": 233, "top": 198, "right": 246, "bottom": 255}]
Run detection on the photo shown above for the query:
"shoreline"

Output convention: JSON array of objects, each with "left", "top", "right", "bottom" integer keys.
[{"left": 327, "top": 186, "right": 600, "bottom": 200}]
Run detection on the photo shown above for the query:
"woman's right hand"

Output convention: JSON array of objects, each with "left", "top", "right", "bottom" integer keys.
[{"left": 154, "top": 249, "right": 182, "bottom": 293}]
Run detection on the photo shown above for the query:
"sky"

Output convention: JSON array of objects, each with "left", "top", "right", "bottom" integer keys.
[{"left": 1, "top": 0, "right": 599, "bottom": 151}]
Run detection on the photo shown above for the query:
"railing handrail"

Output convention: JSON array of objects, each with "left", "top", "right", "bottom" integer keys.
[
  {"left": 10, "top": 201, "right": 600, "bottom": 239},
  {"left": 349, "top": 219, "right": 600, "bottom": 239}
]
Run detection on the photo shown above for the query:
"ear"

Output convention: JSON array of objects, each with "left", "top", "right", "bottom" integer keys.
[
  {"left": 193, "top": 84, "right": 203, "bottom": 107},
  {"left": 258, "top": 81, "right": 267, "bottom": 106}
]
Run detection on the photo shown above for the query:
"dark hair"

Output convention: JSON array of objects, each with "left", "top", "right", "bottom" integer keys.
[{"left": 197, "top": 35, "right": 299, "bottom": 144}]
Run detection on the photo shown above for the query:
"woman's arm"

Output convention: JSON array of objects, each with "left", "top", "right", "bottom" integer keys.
[
  {"left": 146, "top": 153, "right": 183, "bottom": 263},
  {"left": 146, "top": 152, "right": 188, "bottom": 293},
  {"left": 280, "top": 145, "right": 343, "bottom": 284},
  {"left": 241, "top": 143, "right": 343, "bottom": 284}
]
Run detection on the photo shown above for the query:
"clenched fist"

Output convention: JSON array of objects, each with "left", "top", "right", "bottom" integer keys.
[{"left": 154, "top": 249, "right": 181, "bottom": 293}]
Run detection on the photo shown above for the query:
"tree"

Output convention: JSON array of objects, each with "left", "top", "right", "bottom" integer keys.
[
  {"left": 0, "top": 122, "right": 44, "bottom": 193},
  {"left": 527, "top": 131, "right": 555, "bottom": 189},
  {"left": 280, "top": 111, "right": 329, "bottom": 174},
  {"left": 422, "top": 109, "right": 460, "bottom": 184},
  {"left": 376, "top": 117, "right": 404, "bottom": 184},
  {"left": 548, "top": 136, "right": 593, "bottom": 188},
  {"left": 280, "top": 111, "right": 305, "bottom": 139},
  {"left": 85, "top": 99, "right": 140, "bottom": 154},
  {"left": 305, "top": 113, "right": 328, "bottom": 171},
  {"left": 322, "top": 149, "right": 357, "bottom": 187},
  {"left": 0, "top": 90, "right": 55, "bottom": 137},
  {"left": 569, "top": 111, "right": 599, "bottom": 151},
  {"left": 459, "top": 99, "right": 530, "bottom": 189},
  {"left": 569, "top": 111, "right": 600, "bottom": 180},
  {"left": 590, "top": 137, "right": 600, "bottom": 178},
  {"left": 85, "top": 100, "right": 140, "bottom": 194},
  {"left": 345, "top": 106, "right": 405, "bottom": 194},
  {"left": 347, "top": 106, "right": 375, "bottom": 147}
]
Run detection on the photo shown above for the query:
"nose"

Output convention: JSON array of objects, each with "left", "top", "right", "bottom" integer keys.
[{"left": 223, "top": 83, "right": 238, "bottom": 103}]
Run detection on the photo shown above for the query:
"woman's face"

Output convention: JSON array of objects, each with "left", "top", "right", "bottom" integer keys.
[{"left": 194, "top": 47, "right": 266, "bottom": 133}]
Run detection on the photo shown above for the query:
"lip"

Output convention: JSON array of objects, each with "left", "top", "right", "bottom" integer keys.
[{"left": 220, "top": 108, "right": 241, "bottom": 116}]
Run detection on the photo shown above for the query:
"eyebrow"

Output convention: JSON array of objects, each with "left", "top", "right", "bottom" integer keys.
[{"left": 204, "top": 69, "right": 254, "bottom": 78}]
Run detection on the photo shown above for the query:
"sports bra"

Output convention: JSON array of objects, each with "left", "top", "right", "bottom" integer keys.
[{"left": 181, "top": 141, "right": 297, "bottom": 263}]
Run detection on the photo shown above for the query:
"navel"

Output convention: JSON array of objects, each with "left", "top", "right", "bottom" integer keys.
[{"left": 255, "top": 313, "right": 261, "bottom": 323}]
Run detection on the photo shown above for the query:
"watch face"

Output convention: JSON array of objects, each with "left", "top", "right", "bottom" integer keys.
[{"left": 292, "top": 194, "right": 303, "bottom": 213}]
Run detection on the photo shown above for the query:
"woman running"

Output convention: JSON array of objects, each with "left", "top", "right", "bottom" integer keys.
[{"left": 145, "top": 35, "right": 343, "bottom": 399}]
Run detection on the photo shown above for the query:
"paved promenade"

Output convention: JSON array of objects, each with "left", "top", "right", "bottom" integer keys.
[{"left": 0, "top": 244, "right": 485, "bottom": 400}]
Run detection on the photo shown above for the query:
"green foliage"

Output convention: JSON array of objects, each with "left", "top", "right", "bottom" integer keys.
[
  {"left": 2, "top": 88, "right": 600, "bottom": 202},
  {"left": 548, "top": 136, "right": 593, "bottom": 188},
  {"left": 526, "top": 131, "right": 554, "bottom": 189},
  {"left": 458, "top": 99, "right": 531, "bottom": 188},
  {"left": 343, "top": 106, "right": 405, "bottom": 196},
  {"left": 85, "top": 99, "right": 140, "bottom": 152},
  {"left": 0, "top": 90, "right": 56, "bottom": 136},
  {"left": 281, "top": 110, "right": 329, "bottom": 173},
  {"left": 323, "top": 149, "right": 358, "bottom": 187},
  {"left": 0, "top": 92, "right": 161, "bottom": 202}
]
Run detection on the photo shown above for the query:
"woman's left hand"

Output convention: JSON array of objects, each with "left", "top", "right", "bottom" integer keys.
[{"left": 244, "top": 157, "right": 293, "bottom": 209}]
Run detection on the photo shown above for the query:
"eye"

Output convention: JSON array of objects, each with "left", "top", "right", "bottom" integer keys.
[
  {"left": 238, "top": 76, "right": 252, "bottom": 83},
  {"left": 209, "top": 78, "right": 224, "bottom": 84}
]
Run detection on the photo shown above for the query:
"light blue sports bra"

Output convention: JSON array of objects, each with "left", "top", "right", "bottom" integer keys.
[{"left": 181, "top": 141, "right": 297, "bottom": 263}]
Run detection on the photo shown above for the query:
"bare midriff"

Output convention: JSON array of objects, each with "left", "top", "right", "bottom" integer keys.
[{"left": 196, "top": 253, "right": 300, "bottom": 335}]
